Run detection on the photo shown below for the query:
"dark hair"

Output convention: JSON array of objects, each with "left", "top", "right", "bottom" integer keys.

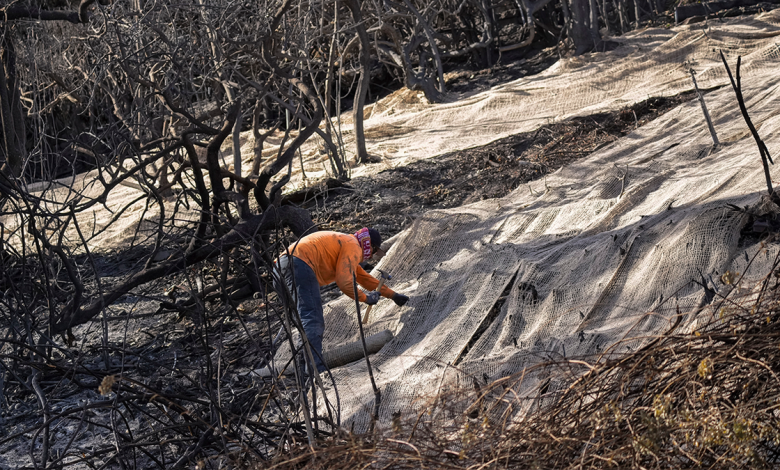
[{"left": 368, "top": 228, "right": 382, "bottom": 251}]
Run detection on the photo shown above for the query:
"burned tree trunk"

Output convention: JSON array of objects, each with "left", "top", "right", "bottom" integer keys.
[
  {"left": 568, "top": 0, "right": 600, "bottom": 55},
  {"left": 0, "top": 35, "right": 25, "bottom": 177},
  {"left": 345, "top": 0, "right": 373, "bottom": 164}
]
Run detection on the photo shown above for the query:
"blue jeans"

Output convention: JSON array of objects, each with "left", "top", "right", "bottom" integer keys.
[{"left": 275, "top": 255, "right": 326, "bottom": 372}]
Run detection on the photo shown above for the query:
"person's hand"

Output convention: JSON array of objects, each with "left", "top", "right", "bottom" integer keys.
[
  {"left": 365, "top": 291, "right": 380, "bottom": 305},
  {"left": 392, "top": 293, "right": 409, "bottom": 306}
]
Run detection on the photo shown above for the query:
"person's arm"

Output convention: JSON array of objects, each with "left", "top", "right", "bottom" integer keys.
[
  {"left": 334, "top": 248, "right": 367, "bottom": 302},
  {"left": 355, "top": 265, "right": 396, "bottom": 299}
]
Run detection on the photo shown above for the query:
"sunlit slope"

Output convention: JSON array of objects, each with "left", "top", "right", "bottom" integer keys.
[
  {"left": 317, "top": 10, "right": 780, "bottom": 431},
  {"left": 254, "top": 10, "right": 780, "bottom": 187}
]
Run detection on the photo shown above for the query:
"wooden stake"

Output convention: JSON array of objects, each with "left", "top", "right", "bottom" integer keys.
[
  {"left": 689, "top": 68, "right": 719, "bottom": 146},
  {"left": 361, "top": 276, "right": 386, "bottom": 324},
  {"left": 353, "top": 272, "right": 381, "bottom": 432}
]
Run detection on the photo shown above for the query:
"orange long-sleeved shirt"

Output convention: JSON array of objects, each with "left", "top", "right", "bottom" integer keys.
[{"left": 285, "top": 231, "right": 395, "bottom": 303}]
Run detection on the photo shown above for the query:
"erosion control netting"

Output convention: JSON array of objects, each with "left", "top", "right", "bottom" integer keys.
[
  {"left": 266, "top": 10, "right": 780, "bottom": 185},
  {"left": 7, "top": 9, "right": 780, "bottom": 440},
  {"left": 307, "top": 11, "right": 780, "bottom": 431}
]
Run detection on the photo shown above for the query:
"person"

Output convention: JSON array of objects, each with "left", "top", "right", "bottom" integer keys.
[{"left": 274, "top": 227, "right": 409, "bottom": 374}]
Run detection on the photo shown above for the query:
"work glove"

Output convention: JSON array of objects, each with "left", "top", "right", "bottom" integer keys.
[
  {"left": 365, "top": 291, "right": 380, "bottom": 305},
  {"left": 392, "top": 293, "right": 409, "bottom": 307}
]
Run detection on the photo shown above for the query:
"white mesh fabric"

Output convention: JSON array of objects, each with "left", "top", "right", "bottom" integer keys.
[
  {"left": 255, "top": 11, "right": 780, "bottom": 186},
  {"left": 318, "top": 14, "right": 780, "bottom": 430}
]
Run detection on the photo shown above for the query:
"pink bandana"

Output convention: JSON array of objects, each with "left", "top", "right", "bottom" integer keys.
[{"left": 354, "top": 227, "right": 373, "bottom": 261}]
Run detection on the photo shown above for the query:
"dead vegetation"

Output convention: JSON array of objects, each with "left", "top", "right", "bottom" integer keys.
[{"left": 1, "top": 0, "right": 777, "bottom": 466}]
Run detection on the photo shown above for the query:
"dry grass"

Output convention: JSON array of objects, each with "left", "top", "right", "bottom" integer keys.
[{"left": 257, "top": 250, "right": 780, "bottom": 469}]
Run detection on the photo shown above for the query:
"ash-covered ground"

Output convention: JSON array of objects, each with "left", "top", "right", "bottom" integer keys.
[
  {"left": 0, "top": 46, "right": 700, "bottom": 468},
  {"left": 300, "top": 91, "right": 699, "bottom": 238}
]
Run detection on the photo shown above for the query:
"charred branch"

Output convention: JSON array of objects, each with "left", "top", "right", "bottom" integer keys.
[
  {"left": 52, "top": 204, "right": 313, "bottom": 334},
  {"left": 3, "top": 0, "right": 96, "bottom": 23},
  {"left": 720, "top": 51, "right": 777, "bottom": 203}
]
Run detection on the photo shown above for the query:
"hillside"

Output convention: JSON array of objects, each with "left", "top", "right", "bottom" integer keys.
[
  {"left": 3, "top": 8, "right": 780, "bottom": 469},
  {"left": 286, "top": 8, "right": 780, "bottom": 433}
]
